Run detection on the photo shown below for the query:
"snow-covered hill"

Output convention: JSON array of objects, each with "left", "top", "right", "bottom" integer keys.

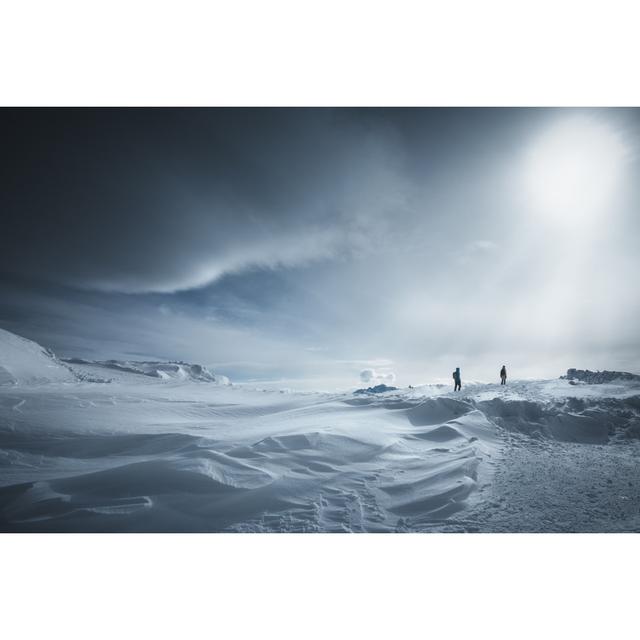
[
  {"left": 0, "top": 326, "right": 229, "bottom": 386},
  {"left": 0, "top": 327, "right": 76, "bottom": 385}
]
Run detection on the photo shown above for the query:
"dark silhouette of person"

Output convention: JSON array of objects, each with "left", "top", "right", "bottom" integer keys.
[
  {"left": 453, "top": 367, "right": 461, "bottom": 391},
  {"left": 500, "top": 365, "right": 507, "bottom": 385}
]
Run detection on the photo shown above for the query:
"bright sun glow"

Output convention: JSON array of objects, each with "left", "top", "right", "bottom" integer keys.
[{"left": 525, "top": 116, "right": 628, "bottom": 223}]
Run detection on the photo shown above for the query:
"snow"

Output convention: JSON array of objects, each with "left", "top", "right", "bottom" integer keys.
[
  {"left": 1, "top": 327, "right": 640, "bottom": 532},
  {"left": 62, "top": 357, "right": 230, "bottom": 384},
  {"left": 0, "top": 328, "right": 76, "bottom": 385}
]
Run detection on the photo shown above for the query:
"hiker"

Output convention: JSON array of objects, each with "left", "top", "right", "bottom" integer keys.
[
  {"left": 500, "top": 365, "right": 507, "bottom": 385},
  {"left": 453, "top": 367, "right": 461, "bottom": 392}
]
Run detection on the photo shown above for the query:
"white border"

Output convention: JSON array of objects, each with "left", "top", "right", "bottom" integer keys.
[
  {"left": 1, "top": 0, "right": 639, "bottom": 106},
  {"left": 2, "top": 1, "right": 640, "bottom": 637},
  {"left": 2, "top": 534, "right": 639, "bottom": 639}
]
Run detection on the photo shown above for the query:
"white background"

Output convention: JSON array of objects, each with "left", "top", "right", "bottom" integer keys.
[{"left": 1, "top": 1, "right": 639, "bottom": 638}]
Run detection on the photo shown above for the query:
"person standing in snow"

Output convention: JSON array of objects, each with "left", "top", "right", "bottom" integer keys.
[
  {"left": 500, "top": 365, "right": 507, "bottom": 385},
  {"left": 453, "top": 367, "right": 461, "bottom": 391}
]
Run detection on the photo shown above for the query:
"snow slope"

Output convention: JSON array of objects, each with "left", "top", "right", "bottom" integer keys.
[
  {"left": 0, "top": 328, "right": 76, "bottom": 385},
  {"left": 1, "top": 328, "right": 640, "bottom": 532}
]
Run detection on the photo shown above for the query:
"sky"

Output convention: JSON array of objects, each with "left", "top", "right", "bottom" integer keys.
[{"left": 1, "top": 108, "right": 639, "bottom": 389}]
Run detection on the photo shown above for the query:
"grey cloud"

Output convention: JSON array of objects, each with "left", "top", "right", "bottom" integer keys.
[
  {"left": 2, "top": 108, "right": 640, "bottom": 386},
  {"left": 360, "top": 369, "right": 396, "bottom": 384},
  {"left": 0, "top": 109, "right": 415, "bottom": 294}
]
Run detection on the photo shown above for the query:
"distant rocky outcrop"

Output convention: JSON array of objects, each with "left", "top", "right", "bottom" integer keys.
[
  {"left": 354, "top": 383, "right": 399, "bottom": 395},
  {"left": 561, "top": 369, "right": 640, "bottom": 384}
]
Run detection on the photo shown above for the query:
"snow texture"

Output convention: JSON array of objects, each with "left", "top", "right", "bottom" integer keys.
[
  {"left": 0, "top": 328, "right": 77, "bottom": 385},
  {"left": 1, "top": 328, "right": 640, "bottom": 532}
]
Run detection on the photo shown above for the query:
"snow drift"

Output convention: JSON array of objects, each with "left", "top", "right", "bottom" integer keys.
[{"left": 1, "top": 327, "right": 640, "bottom": 532}]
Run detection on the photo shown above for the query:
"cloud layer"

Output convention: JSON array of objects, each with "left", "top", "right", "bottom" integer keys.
[
  {"left": 0, "top": 109, "right": 415, "bottom": 293},
  {"left": 1, "top": 108, "right": 640, "bottom": 385}
]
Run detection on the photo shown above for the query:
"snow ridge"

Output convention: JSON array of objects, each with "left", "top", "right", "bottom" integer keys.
[{"left": 63, "top": 358, "right": 230, "bottom": 384}]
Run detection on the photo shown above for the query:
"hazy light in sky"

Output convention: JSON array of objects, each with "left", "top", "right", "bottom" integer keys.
[
  {"left": 1, "top": 108, "right": 639, "bottom": 388},
  {"left": 507, "top": 113, "right": 636, "bottom": 382},
  {"left": 524, "top": 115, "right": 629, "bottom": 224}
]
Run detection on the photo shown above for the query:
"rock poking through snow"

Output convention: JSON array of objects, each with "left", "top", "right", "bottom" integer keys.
[{"left": 562, "top": 368, "right": 640, "bottom": 384}]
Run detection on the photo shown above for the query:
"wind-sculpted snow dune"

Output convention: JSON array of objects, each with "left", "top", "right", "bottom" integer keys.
[
  {"left": 1, "top": 328, "right": 640, "bottom": 532},
  {"left": 3, "top": 381, "right": 638, "bottom": 532},
  {"left": 0, "top": 390, "right": 501, "bottom": 532},
  {"left": 476, "top": 394, "right": 640, "bottom": 444}
]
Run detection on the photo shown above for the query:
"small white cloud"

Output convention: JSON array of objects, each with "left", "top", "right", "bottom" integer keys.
[
  {"left": 360, "top": 368, "right": 396, "bottom": 384},
  {"left": 360, "top": 368, "right": 376, "bottom": 383}
]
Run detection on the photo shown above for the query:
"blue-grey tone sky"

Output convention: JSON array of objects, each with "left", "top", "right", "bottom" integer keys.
[{"left": 1, "top": 108, "right": 639, "bottom": 388}]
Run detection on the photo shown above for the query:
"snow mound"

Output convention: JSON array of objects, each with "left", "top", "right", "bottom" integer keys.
[
  {"left": 474, "top": 396, "right": 636, "bottom": 444},
  {"left": 0, "top": 328, "right": 76, "bottom": 385},
  {"left": 407, "top": 397, "right": 474, "bottom": 426}
]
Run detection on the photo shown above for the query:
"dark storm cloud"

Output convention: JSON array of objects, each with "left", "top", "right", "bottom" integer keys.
[
  {"left": 0, "top": 108, "right": 542, "bottom": 293},
  {"left": 0, "top": 108, "right": 423, "bottom": 292}
]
